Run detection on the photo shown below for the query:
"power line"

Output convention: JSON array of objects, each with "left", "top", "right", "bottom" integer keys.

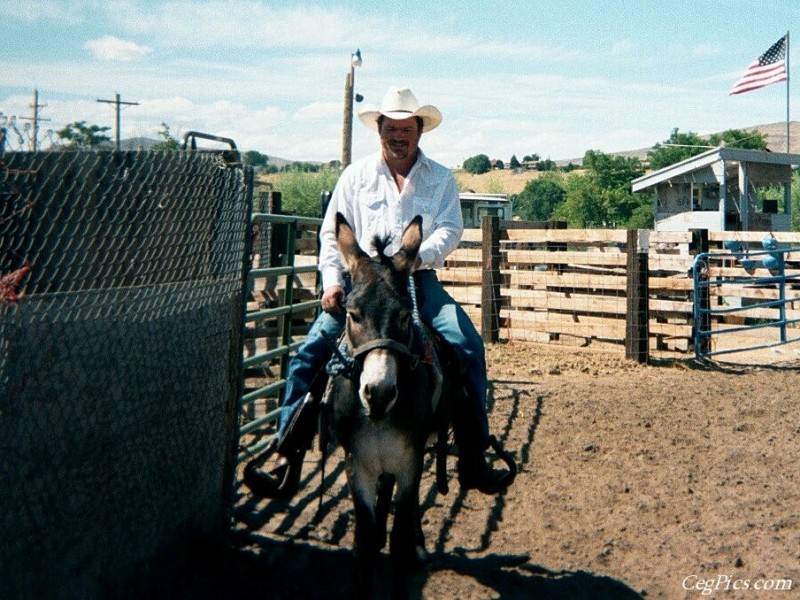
[
  {"left": 16, "top": 89, "right": 50, "bottom": 151},
  {"left": 97, "top": 93, "right": 139, "bottom": 150}
]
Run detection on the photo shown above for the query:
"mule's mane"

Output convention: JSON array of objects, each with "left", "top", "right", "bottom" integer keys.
[
  {"left": 371, "top": 235, "right": 397, "bottom": 271},
  {"left": 371, "top": 235, "right": 391, "bottom": 258},
  {"left": 364, "top": 234, "right": 411, "bottom": 298}
]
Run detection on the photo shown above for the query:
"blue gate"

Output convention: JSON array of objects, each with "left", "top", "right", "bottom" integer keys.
[{"left": 692, "top": 237, "right": 800, "bottom": 359}]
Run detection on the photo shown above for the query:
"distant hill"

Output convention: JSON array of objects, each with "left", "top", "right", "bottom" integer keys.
[{"left": 557, "top": 121, "right": 800, "bottom": 166}]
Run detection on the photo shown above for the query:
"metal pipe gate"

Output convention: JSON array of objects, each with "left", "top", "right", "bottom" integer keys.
[
  {"left": 238, "top": 213, "right": 322, "bottom": 460},
  {"left": 692, "top": 238, "right": 800, "bottom": 359}
]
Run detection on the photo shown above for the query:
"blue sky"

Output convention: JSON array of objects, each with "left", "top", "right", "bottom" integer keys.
[{"left": 1, "top": 0, "right": 797, "bottom": 167}]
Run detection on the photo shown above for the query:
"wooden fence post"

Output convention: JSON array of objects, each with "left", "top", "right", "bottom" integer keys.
[
  {"left": 625, "top": 229, "right": 649, "bottom": 363},
  {"left": 481, "top": 215, "right": 501, "bottom": 343},
  {"left": 690, "top": 229, "right": 710, "bottom": 355}
]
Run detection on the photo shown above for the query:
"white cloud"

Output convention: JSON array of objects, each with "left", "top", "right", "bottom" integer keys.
[{"left": 84, "top": 36, "right": 152, "bottom": 62}]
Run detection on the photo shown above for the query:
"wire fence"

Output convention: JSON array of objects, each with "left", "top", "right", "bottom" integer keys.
[{"left": 0, "top": 148, "right": 253, "bottom": 598}]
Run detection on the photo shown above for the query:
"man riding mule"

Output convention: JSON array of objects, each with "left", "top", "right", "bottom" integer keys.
[{"left": 245, "top": 85, "right": 516, "bottom": 499}]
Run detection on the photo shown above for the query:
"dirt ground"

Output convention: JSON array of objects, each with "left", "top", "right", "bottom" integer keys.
[{"left": 178, "top": 341, "right": 799, "bottom": 599}]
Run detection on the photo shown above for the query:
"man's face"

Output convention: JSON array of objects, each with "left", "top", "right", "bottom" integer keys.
[{"left": 379, "top": 116, "right": 422, "bottom": 162}]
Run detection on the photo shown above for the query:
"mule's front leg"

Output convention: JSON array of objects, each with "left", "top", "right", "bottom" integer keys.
[
  {"left": 389, "top": 458, "right": 427, "bottom": 598},
  {"left": 347, "top": 456, "right": 381, "bottom": 600},
  {"left": 352, "top": 493, "right": 379, "bottom": 600}
]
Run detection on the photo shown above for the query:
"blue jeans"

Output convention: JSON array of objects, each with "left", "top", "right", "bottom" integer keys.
[{"left": 277, "top": 270, "right": 490, "bottom": 452}]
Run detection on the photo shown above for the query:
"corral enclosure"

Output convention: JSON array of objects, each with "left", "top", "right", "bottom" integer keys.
[
  {"left": 445, "top": 224, "right": 800, "bottom": 356},
  {"left": 0, "top": 149, "right": 252, "bottom": 598}
]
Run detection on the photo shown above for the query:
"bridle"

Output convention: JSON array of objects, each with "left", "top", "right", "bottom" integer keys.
[
  {"left": 343, "top": 311, "right": 420, "bottom": 374},
  {"left": 324, "top": 274, "right": 426, "bottom": 380}
]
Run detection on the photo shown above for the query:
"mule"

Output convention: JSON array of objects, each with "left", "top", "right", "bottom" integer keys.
[{"left": 324, "top": 212, "right": 445, "bottom": 599}]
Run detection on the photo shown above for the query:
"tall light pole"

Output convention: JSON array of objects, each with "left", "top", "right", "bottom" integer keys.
[{"left": 341, "top": 48, "right": 362, "bottom": 169}]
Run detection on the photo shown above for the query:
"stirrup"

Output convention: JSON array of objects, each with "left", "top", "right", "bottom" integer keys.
[
  {"left": 243, "top": 438, "right": 304, "bottom": 500},
  {"left": 488, "top": 435, "right": 517, "bottom": 486}
]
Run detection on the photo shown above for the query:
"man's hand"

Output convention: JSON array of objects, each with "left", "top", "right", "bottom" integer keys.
[{"left": 321, "top": 285, "right": 345, "bottom": 314}]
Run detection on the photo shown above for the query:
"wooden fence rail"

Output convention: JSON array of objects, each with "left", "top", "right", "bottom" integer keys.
[{"left": 441, "top": 217, "right": 800, "bottom": 362}]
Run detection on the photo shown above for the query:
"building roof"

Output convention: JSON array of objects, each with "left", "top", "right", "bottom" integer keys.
[{"left": 632, "top": 147, "right": 800, "bottom": 193}]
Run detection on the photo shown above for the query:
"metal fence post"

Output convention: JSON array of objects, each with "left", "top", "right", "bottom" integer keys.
[
  {"left": 481, "top": 215, "right": 501, "bottom": 343},
  {"left": 625, "top": 229, "right": 649, "bottom": 363},
  {"left": 690, "top": 229, "right": 710, "bottom": 356}
]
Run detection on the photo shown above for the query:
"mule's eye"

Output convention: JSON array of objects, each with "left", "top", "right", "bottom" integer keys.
[{"left": 347, "top": 308, "right": 363, "bottom": 324}]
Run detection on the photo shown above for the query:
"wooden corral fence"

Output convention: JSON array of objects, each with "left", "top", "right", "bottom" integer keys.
[
  {"left": 439, "top": 217, "right": 800, "bottom": 361},
  {"left": 238, "top": 211, "right": 800, "bottom": 453}
]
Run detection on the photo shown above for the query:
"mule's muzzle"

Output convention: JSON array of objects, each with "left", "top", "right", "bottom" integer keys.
[{"left": 361, "top": 380, "right": 398, "bottom": 420}]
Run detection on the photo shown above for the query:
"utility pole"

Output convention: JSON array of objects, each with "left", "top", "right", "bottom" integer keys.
[
  {"left": 97, "top": 93, "right": 139, "bottom": 151},
  {"left": 341, "top": 49, "right": 362, "bottom": 169},
  {"left": 18, "top": 89, "right": 49, "bottom": 151}
]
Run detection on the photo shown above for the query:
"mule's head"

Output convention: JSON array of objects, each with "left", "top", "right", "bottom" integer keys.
[{"left": 335, "top": 212, "right": 422, "bottom": 420}]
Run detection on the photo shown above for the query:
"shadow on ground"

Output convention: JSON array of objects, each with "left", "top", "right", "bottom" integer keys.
[
  {"left": 167, "top": 535, "right": 643, "bottom": 600},
  {"left": 164, "top": 379, "right": 643, "bottom": 599}
]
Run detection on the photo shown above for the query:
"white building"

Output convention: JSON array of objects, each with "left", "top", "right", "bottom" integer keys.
[{"left": 632, "top": 147, "right": 799, "bottom": 232}]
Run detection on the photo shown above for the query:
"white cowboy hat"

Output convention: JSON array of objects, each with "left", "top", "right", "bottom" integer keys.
[{"left": 358, "top": 86, "right": 442, "bottom": 133}]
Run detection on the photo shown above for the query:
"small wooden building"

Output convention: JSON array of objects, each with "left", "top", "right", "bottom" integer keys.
[
  {"left": 459, "top": 192, "right": 513, "bottom": 228},
  {"left": 632, "top": 147, "right": 800, "bottom": 232}
]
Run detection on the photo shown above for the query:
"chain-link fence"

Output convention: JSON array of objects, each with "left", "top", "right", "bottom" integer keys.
[{"left": 1, "top": 149, "right": 253, "bottom": 598}]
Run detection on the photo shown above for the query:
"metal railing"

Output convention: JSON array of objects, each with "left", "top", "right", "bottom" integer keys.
[
  {"left": 692, "top": 241, "right": 800, "bottom": 359},
  {"left": 238, "top": 213, "right": 322, "bottom": 459}
]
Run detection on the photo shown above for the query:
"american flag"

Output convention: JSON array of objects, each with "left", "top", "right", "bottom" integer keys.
[{"left": 730, "top": 34, "right": 788, "bottom": 95}]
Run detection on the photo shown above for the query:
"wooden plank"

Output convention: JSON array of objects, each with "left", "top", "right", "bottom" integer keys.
[
  {"left": 712, "top": 306, "right": 800, "bottom": 320},
  {"left": 648, "top": 321, "right": 693, "bottom": 337},
  {"left": 708, "top": 285, "right": 800, "bottom": 301},
  {"left": 649, "top": 298, "right": 694, "bottom": 313},
  {"left": 446, "top": 248, "right": 482, "bottom": 263},
  {"left": 501, "top": 308, "right": 626, "bottom": 340},
  {"left": 648, "top": 276, "right": 694, "bottom": 291},
  {"left": 503, "top": 287, "right": 627, "bottom": 315},
  {"left": 648, "top": 254, "right": 694, "bottom": 272},
  {"left": 502, "top": 228, "right": 628, "bottom": 244},
  {"left": 461, "top": 228, "right": 482, "bottom": 243},
  {"left": 447, "top": 286, "right": 483, "bottom": 305},
  {"left": 504, "top": 250, "right": 628, "bottom": 267},
  {"left": 708, "top": 231, "right": 800, "bottom": 244},
  {"left": 437, "top": 267, "right": 483, "bottom": 284},
  {"left": 650, "top": 231, "right": 693, "bottom": 245},
  {"left": 507, "top": 270, "right": 627, "bottom": 290}
]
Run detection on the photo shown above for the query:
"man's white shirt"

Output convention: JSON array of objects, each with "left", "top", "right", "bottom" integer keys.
[{"left": 318, "top": 149, "right": 464, "bottom": 292}]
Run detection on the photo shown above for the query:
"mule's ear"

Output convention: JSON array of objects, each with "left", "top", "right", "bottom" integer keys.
[
  {"left": 393, "top": 215, "right": 423, "bottom": 274},
  {"left": 335, "top": 212, "right": 369, "bottom": 271}
]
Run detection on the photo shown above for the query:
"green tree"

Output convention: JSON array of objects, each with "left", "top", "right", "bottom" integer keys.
[
  {"left": 514, "top": 173, "right": 566, "bottom": 221},
  {"left": 509, "top": 154, "right": 521, "bottom": 169},
  {"left": 536, "top": 158, "right": 556, "bottom": 171},
  {"left": 583, "top": 150, "right": 645, "bottom": 190},
  {"left": 647, "top": 127, "right": 768, "bottom": 171},
  {"left": 462, "top": 154, "right": 492, "bottom": 174},
  {"left": 553, "top": 175, "right": 606, "bottom": 227},
  {"left": 243, "top": 150, "right": 269, "bottom": 168},
  {"left": 708, "top": 128, "right": 767, "bottom": 150},
  {"left": 56, "top": 120, "right": 112, "bottom": 149},
  {"left": 151, "top": 122, "right": 180, "bottom": 151},
  {"left": 552, "top": 150, "right": 650, "bottom": 228},
  {"left": 270, "top": 165, "right": 341, "bottom": 217}
]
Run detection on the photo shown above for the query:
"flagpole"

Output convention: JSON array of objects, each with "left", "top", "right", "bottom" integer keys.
[{"left": 786, "top": 30, "right": 790, "bottom": 153}]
